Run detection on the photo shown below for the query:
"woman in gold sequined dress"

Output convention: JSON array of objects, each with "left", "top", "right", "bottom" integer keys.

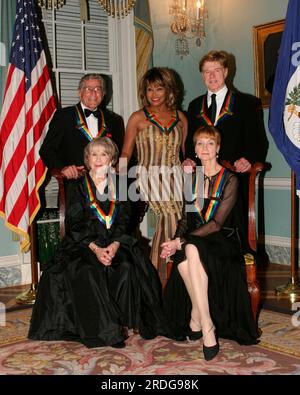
[{"left": 120, "top": 68, "right": 187, "bottom": 284}]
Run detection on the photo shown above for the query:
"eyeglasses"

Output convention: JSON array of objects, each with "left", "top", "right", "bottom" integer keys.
[{"left": 82, "top": 86, "right": 103, "bottom": 94}]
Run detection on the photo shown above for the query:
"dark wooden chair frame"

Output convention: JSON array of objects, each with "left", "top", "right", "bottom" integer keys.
[{"left": 221, "top": 161, "right": 264, "bottom": 323}]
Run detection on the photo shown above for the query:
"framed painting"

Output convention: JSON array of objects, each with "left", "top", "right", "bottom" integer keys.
[{"left": 253, "top": 19, "right": 285, "bottom": 107}]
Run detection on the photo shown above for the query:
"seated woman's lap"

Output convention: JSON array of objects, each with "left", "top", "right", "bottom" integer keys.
[{"left": 106, "top": 248, "right": 138, "bottom": 326}]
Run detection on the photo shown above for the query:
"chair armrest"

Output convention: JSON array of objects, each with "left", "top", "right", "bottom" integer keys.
[
  {"left": 247, "top": 162, "right": 264, "bottom": 252},
  {"left": 220, "top": 161, "right": 265, "bottom": 252}
]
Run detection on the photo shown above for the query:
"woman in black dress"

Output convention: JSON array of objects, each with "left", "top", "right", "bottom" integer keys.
[
  {"left": 161, "top": 126, "right": 258, "bottom": 361},
  {"left": 28, "top": 137, "right": 166, "bottom": 348}
]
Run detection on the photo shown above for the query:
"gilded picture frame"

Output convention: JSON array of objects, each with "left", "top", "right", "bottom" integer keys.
[{"left": 253, "top": 19, "right": 285, "bottom": 107}]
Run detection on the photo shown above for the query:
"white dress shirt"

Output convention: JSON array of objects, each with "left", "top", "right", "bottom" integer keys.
[
  {"left": 207, "top": 85, "right": 228, "bottom": 125},
  {"left": 81, "top": 102, "right": 98, "bottom": 138}
]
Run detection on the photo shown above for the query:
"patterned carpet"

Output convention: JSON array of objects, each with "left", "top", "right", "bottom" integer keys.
[{"left": 0, "top": 308, "right": 300, "bottom": 375}]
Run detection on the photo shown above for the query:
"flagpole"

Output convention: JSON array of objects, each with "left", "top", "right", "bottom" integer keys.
[
  {"left": 276, "top": 170, "right": 300, "bottom": 298},
  {"left": 15, "top": 223, "right": 38, "bottom": 305}
]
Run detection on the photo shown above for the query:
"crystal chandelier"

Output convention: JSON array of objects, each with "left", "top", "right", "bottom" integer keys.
[
  {"left": 37, "top": 0, "right": 65, "bottom": 9},
  {"left": 98, "top": 0, "right": 136, "bottom": 18},
  {"left": 169, "top": 0, "right": 207, "bottom": 58}
]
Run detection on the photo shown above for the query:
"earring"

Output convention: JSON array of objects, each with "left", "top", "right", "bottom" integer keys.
[
  {"left": 216, "top": 153, "right": 219, "bottom": 158},
  {"left": 195, "top": 154, "right": 198, "bottom": 158}
]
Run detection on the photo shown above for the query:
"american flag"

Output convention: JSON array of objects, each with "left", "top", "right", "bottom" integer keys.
[{"left": 0, "top": 0, "right": 56, "bottom": 251}]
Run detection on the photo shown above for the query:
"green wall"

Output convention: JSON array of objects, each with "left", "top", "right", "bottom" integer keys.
[
  {"left": 151, "top": 0, "right": 289, "bottom": 106},
  {"left": 0, "top": 221, "right": 18, "bottom": 256},
  {"left": 150, "top": 0, "right": 291, "bottom": 239},
  {"left": 0, "top": 0, "right": 294, "bottom": 257}
]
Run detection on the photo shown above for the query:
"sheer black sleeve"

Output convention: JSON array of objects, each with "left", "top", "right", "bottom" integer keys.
[
  {"left": 190, "top": 173, "right": 238, "bottom": 238},
  {"left": 174, "top": 204, "right": 188, "bottom": 239}
]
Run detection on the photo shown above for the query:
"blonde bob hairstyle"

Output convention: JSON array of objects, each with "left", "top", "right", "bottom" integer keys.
[
  {"left": 139, "top": 67, "right": 179, "bottom": 110},
  {"left": 84, "top": 137, "right": 119, "bottom": 169},
  {"left": 193, "top": 125, "right": 221, "bottom": 146}
]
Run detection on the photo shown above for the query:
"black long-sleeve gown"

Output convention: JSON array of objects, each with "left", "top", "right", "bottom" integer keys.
[
  {"left": 164, "top": 168, "right": 259, "bottom": 345},
  {"left": 28, "top": 174, "right": 166, "bottom": 348}
]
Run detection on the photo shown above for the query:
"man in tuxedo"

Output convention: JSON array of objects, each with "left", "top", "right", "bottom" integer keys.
[
  {"left": 40, "top": 73, "right": 125, "bottom": 179},
  {"left": 185, "top": 50, "right": 269, "bottom": 251}
]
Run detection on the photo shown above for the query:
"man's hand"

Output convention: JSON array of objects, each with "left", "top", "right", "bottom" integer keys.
[
  {"left": 61, "top": 165, "right": 85, "bottom": 179},
  {"left": 234, "top": 157, "right": 251, "bottom": 173},
  {"left": 182, "top": 158, "right": 196, "bottom": 174}
]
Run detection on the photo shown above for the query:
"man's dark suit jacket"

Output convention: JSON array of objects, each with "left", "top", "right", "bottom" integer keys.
[
  {"left": 39, "top": 103, "right": 125, "bottom": 170},
  {"left": 186, "top": 90, "right": 269, "bottom": 253},
  {"left": 186, "top": 90, "right": 269, "bottom": 164}
]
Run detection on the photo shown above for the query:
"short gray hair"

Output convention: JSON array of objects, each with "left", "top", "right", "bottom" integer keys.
[
  {"left": 78, "top": 73, "right": 106, "bottom": 94},
  {"left": 84, "top": 137, "right": 119, "bottom": 168}
]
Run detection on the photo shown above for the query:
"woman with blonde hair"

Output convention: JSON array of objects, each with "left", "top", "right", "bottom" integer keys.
[{"left": 29, "top": 137, "right": 167, "bottom": 349}]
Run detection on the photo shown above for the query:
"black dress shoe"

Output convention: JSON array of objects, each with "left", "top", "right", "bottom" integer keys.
[
  {"left": 187, "top": 329, "right": 203, "bottom": 341},
  {"left": 111, "top": 341, "right": 126, "bottom": 348}
]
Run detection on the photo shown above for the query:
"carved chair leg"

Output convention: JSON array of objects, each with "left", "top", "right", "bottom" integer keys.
[{"left": 245, "top": 262, "right": 261, "bottom": 329}]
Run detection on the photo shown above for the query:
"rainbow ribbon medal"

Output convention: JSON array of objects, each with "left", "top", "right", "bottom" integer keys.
[
  {"left": 84, "top": 174, "right": 117, "bottom": 229},
  {"left": 143, "top": 107, "right": 179, "bottom": 133},
  {"left": 76, "top": 105, "right": 108, "bottom": 141},
  {"left": 198, "top": 91, "right": 235, "bottom": 126},
  {"left": 193, "top": 167, "right": 228, "bottom": 223}
]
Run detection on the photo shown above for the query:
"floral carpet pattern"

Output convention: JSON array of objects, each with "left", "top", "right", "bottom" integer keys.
[{"left": 0, "top": 309, "right": 300, "bottom": 375}]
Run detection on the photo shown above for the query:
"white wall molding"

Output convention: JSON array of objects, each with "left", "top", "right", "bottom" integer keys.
[
  {"left": 20, "top": 261, "right": 33, "bottom": 285},
  {"left": 257, "top": 177, "right": 290, "bottom": 191},
  {"left": 0, "top": 255, "right": 20, "bottom": 268},
  {"left": 0, "top": 253, "right": 33, "bottom": 285},
  {"left": 259, "top": 234, "right": 298, "bottom": 248}
]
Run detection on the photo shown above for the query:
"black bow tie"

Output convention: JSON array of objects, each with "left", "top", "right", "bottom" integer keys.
[{"left": 84, "top": 108, "right": 100, "bottom": 118}]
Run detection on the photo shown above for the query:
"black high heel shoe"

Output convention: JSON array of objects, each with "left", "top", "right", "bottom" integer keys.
[
  {"left": 187, "top": 318, "right": 203, "bottom": 341},
  {"left": 203, "top": 326, "right": 219, "bottom": 361},
  {"left": 186, "top": 329, "right": 203, "bottom": 341}
]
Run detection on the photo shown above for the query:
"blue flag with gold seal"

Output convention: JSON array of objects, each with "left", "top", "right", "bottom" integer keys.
[{"left": 268, "top": 0, "right": 300, "bottom": 193}]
